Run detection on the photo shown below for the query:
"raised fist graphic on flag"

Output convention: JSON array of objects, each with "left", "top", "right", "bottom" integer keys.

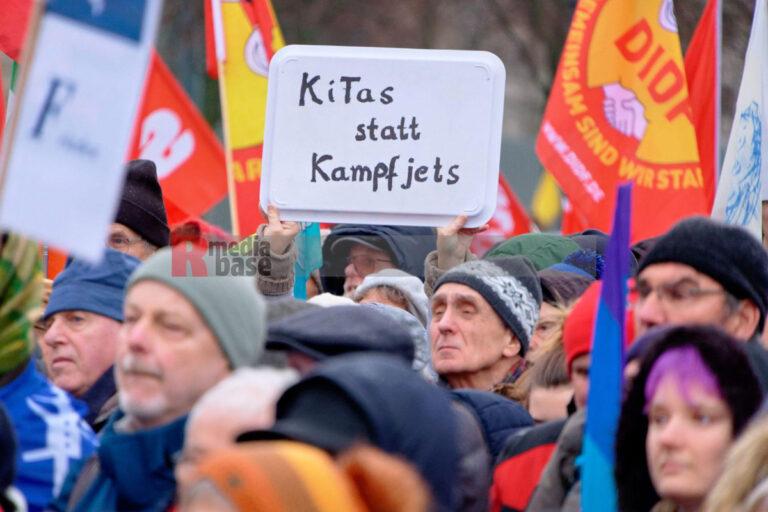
[{"left": 602, "top": 82, "right": 648, "bottom": 140}]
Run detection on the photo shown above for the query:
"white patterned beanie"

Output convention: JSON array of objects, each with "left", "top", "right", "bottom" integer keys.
[{"left": 434, "top": 256, "right": 542, "bottom": 355}]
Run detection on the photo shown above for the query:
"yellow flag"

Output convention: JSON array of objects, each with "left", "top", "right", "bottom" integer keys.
[
  {"left": 214, "top": 0, "right": 285, "bottom": 235},
  {"left": 531, "top": 170, "right": 562, "bottom": 228}
]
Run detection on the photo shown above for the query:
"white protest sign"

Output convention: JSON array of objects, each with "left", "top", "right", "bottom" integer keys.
[
  {"left": 0, "top": 0, "right": 163, "bottom": 261},
  {"left": 260, "top": 45, "right": 506, "bottom": 227}
]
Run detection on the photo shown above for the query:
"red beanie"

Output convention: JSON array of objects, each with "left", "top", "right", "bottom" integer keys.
[{"left": 563, "top": 281, "right": 636, "bottom": 374}]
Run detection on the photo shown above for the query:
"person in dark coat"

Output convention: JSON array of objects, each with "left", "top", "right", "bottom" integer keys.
[
  {"left": 615, "top": 325, "right": 763, "bottom": 512},
  {"left": 239, "top": 354, "right": 458, "bottom": 511},
  {"left": 321, "top": 224, "right": 436, "bottom": 297}
]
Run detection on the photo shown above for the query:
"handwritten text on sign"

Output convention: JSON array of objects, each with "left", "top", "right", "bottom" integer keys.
[{"left": 300, "top": 73, "right": 460, "bottom": 192}]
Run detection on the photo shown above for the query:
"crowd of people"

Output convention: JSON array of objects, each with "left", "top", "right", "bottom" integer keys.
[{"left": 2, "top": 159, "right": 768, "bottom": 512}]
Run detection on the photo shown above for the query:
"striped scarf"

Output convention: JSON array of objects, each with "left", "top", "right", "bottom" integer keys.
[{"left": 0, "top": 233, "right": 43, "bottom": 375}]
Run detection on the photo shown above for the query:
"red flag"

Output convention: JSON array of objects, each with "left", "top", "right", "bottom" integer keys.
[
  {"left": 471, "top": 176, "right": 533, "bottom": 256},
  {"left": 0, "top": 72, "right": 5, "bottom": 143},
  {"left": 0, "top": 0, "right": 33, "bottom": 60},
  {"left": 536, "top": 0, "right": 709, "bottom": 243},
  {"left": 129, "top": 51, "right": 228, "bottom": 225},
  {"left": 204, "top": 0, "right": 219, "bottom": 79},
  {"left": 684, "top": 0, "right": 720, "bottom": 209},
  {"left": 561, "top": 196, "right": 590, "bottom": 235}
]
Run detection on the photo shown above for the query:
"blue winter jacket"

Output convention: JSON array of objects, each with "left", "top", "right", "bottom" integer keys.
[
  {"left": 0, "top": 361, "right": 97, "bottom": 512},
  {"left": 51, "top": 410, "right": 186, "bottom": 512}
]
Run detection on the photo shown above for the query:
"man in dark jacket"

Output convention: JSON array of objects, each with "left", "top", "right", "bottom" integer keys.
[
  {"left": 321, "top": 224, "right": 436, "bottom": 296},
  {"left": 634, "top": 216, "right": 768, "bottom": 390},
  {"left": 39, "top": 249, "right": 140, "bottom": 431}
]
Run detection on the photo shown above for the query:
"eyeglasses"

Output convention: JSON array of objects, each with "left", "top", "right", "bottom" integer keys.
[
  {"left": 631, "top": 280, "right": 727, "bottom": 306},
  {"left": 346, "top": 254, "right": 392, "bottom": 276},
  {"left": 108, "top": 234, "right": 146, "bottom": 250}
]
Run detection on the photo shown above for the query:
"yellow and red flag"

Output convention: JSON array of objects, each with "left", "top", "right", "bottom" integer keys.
[
  {"left": 129, "top": 51, "right": 228, "bottom": 225},
  {"left": 536, "top": 0, "right": 710, "bottom": 243},
  {"left": 212, "top": 0, "right": 285, "bottom": 236}
]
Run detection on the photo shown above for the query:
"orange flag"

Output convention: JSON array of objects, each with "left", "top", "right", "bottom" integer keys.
[
  {"left": 536, "top": 0, "right": 709, "bottom": 243},
  {"left": 129, "top": 51, "right": 228, "bottom": 225},
  {"left": 212, "top": 0, "right": 284, "bottom": 236},
  {"left": 684, "top": 0, "right": 720, "bottom": 209}
]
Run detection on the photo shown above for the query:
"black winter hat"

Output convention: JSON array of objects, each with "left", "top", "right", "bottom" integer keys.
[
  {"left": 638, "top": 216, "right": 768, "bottom": 331},
  {"left": 434, "top": 256, "right": 542, "bottom": 355},
  {"left": 114, "top": 160, "right": 169, "bottom": 247}
]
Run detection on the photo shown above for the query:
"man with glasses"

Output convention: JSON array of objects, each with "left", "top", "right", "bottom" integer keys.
[
  {"left": 321, "top": 225, "right": 436, "bottom": 297},
  {"left": 109, "top": 160, "right": 169, "bottom": 261},
  {"left": 634, "top": 216, "right": 768, "bottom": 389}
]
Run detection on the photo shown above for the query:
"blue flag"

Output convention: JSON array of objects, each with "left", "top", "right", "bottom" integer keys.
[
  {"left": 293, "top": 222, "right": 323, "bottom": 299},
  {"left": 581, "top": 183, "right": 632, "bottom": 512}
]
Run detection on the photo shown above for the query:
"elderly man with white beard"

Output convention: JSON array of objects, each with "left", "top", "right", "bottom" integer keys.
[{"left": 51, "top": 246, "right": 266, "bottom": 512}]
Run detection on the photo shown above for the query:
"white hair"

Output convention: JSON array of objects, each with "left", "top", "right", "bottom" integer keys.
[{"left": 187, "top": 366, "right": 298, "bottom": 429}]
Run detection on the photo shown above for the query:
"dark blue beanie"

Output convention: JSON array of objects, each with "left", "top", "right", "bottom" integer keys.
[{"left": 44, "top": 248, "right": 140, "bottom": 322}]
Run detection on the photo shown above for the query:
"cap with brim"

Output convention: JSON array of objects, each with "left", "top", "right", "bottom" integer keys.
[
  {"left": 265, "top": 339, "right": 326, "bottom": 361},
  {"left": 330, "top": 236, "right": 391, "bottom": 256},
  {"left": 237, "top": 380, "right": 372, "bottom": 453}
]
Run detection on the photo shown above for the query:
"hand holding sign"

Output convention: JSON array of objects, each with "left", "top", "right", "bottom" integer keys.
[
  {"left": 263, "top": 205, "right": 300, "bottom": 255},
  {"left": 437, "top": 215, "right": 489, "bottom": 269}
]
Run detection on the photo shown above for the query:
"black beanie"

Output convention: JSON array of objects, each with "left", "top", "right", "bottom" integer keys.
[
  {"left": 114, "top": 160, "right": 169, "bottom": 247},
  {"left": 638, "top": 216, "right": 768, "bottom": 331},
  {"left": 434, "top": 256, "right": 542, "bottom": 355}
]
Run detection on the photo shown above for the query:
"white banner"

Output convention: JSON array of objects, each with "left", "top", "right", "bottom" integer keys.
[
  {"left": 260, "top": 45, "right": 506, "bottom": 227},
  {"left": 0, "top": 0, "right": 163, "bottom": 261},
  {"left": 711, "top": 0, "right": 767, "bottom": 239}
]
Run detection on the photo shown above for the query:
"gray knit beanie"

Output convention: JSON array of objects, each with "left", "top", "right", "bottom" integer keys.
[
  {"left": 126, "top": 246, "right": 266, "bottom": 368},
  {"left": 355, "top": 269, "right": 429, "bottom": 327},
  {"left": 434, "top": 256, "right": 542, "bottom": 355}
]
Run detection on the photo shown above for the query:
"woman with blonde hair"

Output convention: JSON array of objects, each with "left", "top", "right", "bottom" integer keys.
[{"left": 703, "top": 414, "right": 768, "bottom": 512}]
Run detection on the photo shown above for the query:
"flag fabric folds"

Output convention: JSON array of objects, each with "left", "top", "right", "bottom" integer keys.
[
  {"left": 0, "top": 0, "right": 33, "bottom": 61},
  {"left": 581, "top": 183, "right": 632, "bottom": 512},
  {"left": 129, "top": 51, "right": 228, "bottom": 226},
  {"left": 711, "top": 0, "right": 767, "bottom": 240},
  {"left": 212, "top": 0, "right": 285, "bottom": 236},
  {"left": 684, "top": 0, "right": 721, "bottom": 209},
  {"left": 537, "top": 0, "right": 708, "bottom": 243}
]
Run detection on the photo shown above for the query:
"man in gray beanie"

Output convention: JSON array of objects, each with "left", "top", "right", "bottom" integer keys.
[
  {"left": 55, "top": 246, "right": 267, "bottom": 512},
  {"left": 430, "top": 255, "right": 542, "bottom": 390}
]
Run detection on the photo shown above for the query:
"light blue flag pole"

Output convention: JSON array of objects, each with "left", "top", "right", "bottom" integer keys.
[
  {"left": 293, "top": 222, "right": 323, "bottom": 299},
  {"left": 581, "top": 183, "right": 632, "bottom": 512}
]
